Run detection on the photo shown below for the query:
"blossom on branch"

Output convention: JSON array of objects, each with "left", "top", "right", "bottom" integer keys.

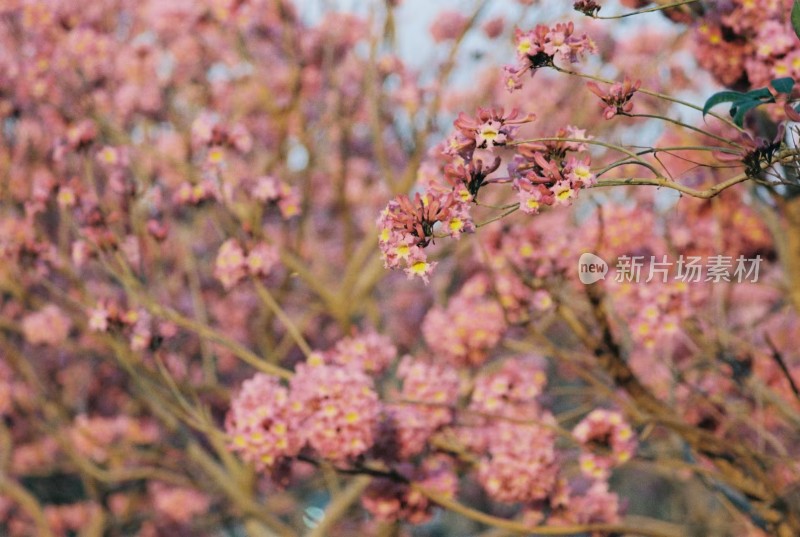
[
  {"left": 504, "top": 23, "right": 596, "bottom": 92},
  {"left": 586, "top": 76, "right": 642, "bottom": 119}
]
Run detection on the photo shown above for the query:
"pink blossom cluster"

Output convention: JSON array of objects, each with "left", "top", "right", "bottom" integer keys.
[
  {"left": 21, "top": 305, "right": 71, "bottom": 346},
  {"left": 573, "top": 409, "right": 637, "bottom": 480},
  {"left": 446, "top": 107, "right": 534, "bottom": 158},
  {"left": 289, "top": 360, "right": 381, "bottom": 461},
  {"left": 609, "top": 278, "right": 691, "bottom": 353},
  {"left": 476, "top": 420, "right": 561, "bottom": 503},
  {"left": 422, "top": 276, "right": 507, "bottom": 367},
  {"left": 191, "top": 113, "right": 253, "bottom": 157},
  {"left": 250, "top": 175, "right": 302, "bottom": 220},
  {"left": 469, "top": 357, "right": 547, "bottom": 417},
  {"left": 324, "top": 330, "right": 398, "bottom": 374},
  {"left": 87, "top": 302, "right": 137, "bottom": 333},
  {"left": 384, "top": 357, "right": 461, "bottom": 458},
  {"left": 693, "top": 0, "right": 799, "bottom": 89},
  {"left": 214, "top": 238, "right": 280, "bottom": 290},
  {"left": 148, "top": 482, "right": 212, "bottom": 525},
  {"left": 504, "top": 23, "right": 597, "bottom": 92},
  {"left": 225, "top": 373, "right": 300, "bottom": 470},
  {"left": 510, "top": 126, "right": 596, "bottom": 213},
  {"left": 69, "top": 414, "right": 159, "bottom": 464},
  {"left": 462, "top": 359, "right": 566, "bottom": 508},
  {"left": 593, "top": 202, "right": 658, "bottom": 259},
  {"left": 86, "top": 304, "right": 173, "bottom": 352},
  {"left": 44, "top": 503, "right": 101, "bottom": 537},
  {"left": 1, "top": 500, "right": 100, "bottom": 537},
  {"left": 173, "top": 179, "right": 221, "bottom": 207},
  {"left": 573, "top": 0, "right": 602, "bottom": 17},
  {"left": 377, "top": 191, "right": 465, "bottom": 283},
  {"left": 429, "top": 11, "right": 470, "bottom": 42},
  {"left": 458, "top": 357, "right": 550, "bottom": 454},
  {"left": 475, "top": 210, "right": 591, "bottom": 321},
  {"left": 227, "top": 358, "right": 381, "bottom": 468},
  {"left": 378, "top": 108, "right": 535, "bottom": 282},
  {"left": 666, "top": 190, "right": 773, "bottom": 260}
]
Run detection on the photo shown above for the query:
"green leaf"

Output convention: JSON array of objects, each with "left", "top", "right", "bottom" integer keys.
[
  {"left": 793, "top": 0, "right": 800, "bottom": 41},
  {"left": 744, "top": 87, "right": 773, "bottom": 101},
  {"left": 771, "top": 77, "right": 795, "bottom": 94},
  {"left": 702, "top": 90, "right": 746, "bottom": 117},
  {"left": 730, "top": 99, "right": 763, "bottom": 127}
]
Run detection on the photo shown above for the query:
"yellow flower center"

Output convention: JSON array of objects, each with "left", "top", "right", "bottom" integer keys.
[{"left": 410, "top": 261, "right": 428, "bottom": 274}]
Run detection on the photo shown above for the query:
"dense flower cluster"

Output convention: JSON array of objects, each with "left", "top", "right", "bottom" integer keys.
[
  {"left": 422, "top": 276, "right": 507, "bottom": 367},
  {"left": 228, "top": 357, "right": 381, "bottom": 469},
  {"left": 475, "top": 209, "right": 590, "bottom": 322},
  {"left": 289, "top": 362, "right": 380, "bottom": 462},
  {"left": 325, "top": 330, "right": 397, "bottom": 374},
  {"left": 469, "top": 357, "right": 547, "bottom": 417},
  {"left": 446, "top": 107, "right": 535, "bottom": 158},
  {"left": 609, "top": 278, "right": 691, "bottom": 353},
  {"left": 458, "top": 357, "right": 550, "bottom": 454},
  {"left": 510, "top": 126, "right": 596, "bottom": 213},
  {"left": 384, "top": 357, "right": 461, "bottom": 458},
  {"left": 504, "top": 23, "right": 596, "bottom": 92},
  {"left": 693, "top": 0, "right": 798, "bottom": 88},
  {"left": 573, "top": 409, "right": 637, "bottom": 480},
  {"left": 476, "top": 420, "right": 560, "bottom": 503},
  {"left": 250, "top": 175, "right": 302, "bottom": 220},
  {"left": 225, "top": 373, "right": 300, "bottom": 470}
]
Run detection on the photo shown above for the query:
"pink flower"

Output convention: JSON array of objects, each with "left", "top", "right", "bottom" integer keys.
[
  {"left": 573, "top": 409, "right": 637, "bottom": 480},
  {"left": 383, "top": 357, "right": 461, "bottom": 458},
  {"left": 149, "top": 482, "right": 211, "bottom": 524},
  {"left": 289, "top": 361, "right": 380, "bottom": 462},
  {"left": 422, "top": 276, "right": 507, "bottom": 367},
  {"left": 246, "top": 242, "right": 279, "bottom": 277},
  {"left": 451, "top": 107, "right": 535, "bottom": 155},
  {"left": 429, "top": 11, "right": 469, "bottom": 42},
  {"left": 378, "top": 190, "right": 463, "bottom": 282},
  {"left": 214, "top": 239, "right": 247, "bottom": 290},
  {"left": 510, "top": 126, "right": 595, "bottom": 211},
  {"left": 477, "top": 421, "right": 560, "bottom": 503},
  {"left": 504, "top": 23, "right": 596, "bottom": 92},
  {"left": 470, "top": 357, "right": 547, "bottom": 416},
  {"left": 482, "top": 17, "right": 504, "bottom": 39},
  {"left": 226, "top": 373, "right": 300, "bottom": 470},
  {"left": 22, "top": 305, "right": 71, "bottom": 346},
  {"left": 586, "top": 76, "right": 641, "bottom": 119},
  {"left": 326, "top": 331, "right": 397, "bottom": 374}
]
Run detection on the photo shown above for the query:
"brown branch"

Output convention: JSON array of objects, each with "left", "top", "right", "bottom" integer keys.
[{"left": 579, "top": 284, "right": 798, "bottom": 533}]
